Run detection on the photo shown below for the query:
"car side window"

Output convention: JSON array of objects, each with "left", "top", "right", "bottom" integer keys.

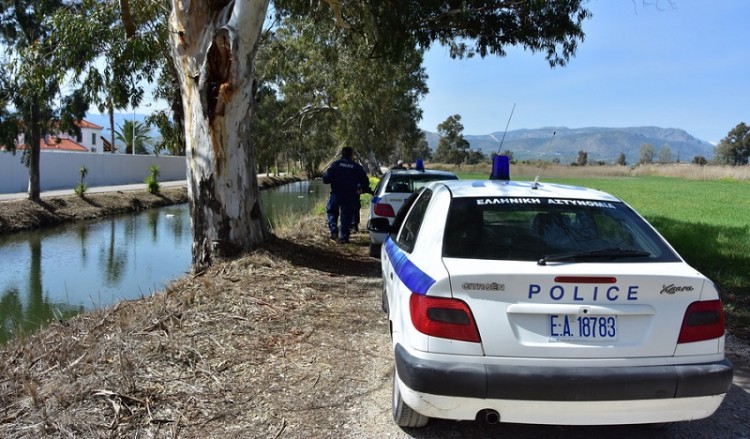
[{"left": 395, "top": 189, "right": 433, "bottom": 253}]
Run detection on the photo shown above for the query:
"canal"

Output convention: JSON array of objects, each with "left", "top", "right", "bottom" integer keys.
[{"left": 0, "top": 179, "right": 329, "bottom": 343}]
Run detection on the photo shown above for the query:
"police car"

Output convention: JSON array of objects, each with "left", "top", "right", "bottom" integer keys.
[
  {"left": 370, "top": 158, "right": 732, "bottom": 427},
  {"left": 367, "top": 161, "right": 457, "bottom": 257}
]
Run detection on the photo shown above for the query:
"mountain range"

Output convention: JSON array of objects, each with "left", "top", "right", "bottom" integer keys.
[
  {"left": 423, "top": 126, "right": 716, "bottom": 164},
  {"left": 84, "top": 113, "right": 715, "bottom": 165}
]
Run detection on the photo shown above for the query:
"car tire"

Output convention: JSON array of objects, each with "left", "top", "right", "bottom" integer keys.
[
  {"left": 392, "top": 367, "right": 429, "bottom": 428},
  {"left": 648, "top": 422, "right": 675, "bottom": 430},
  {"left": 381, "top": 288, "right": 389, "bottom": 314},
  {"left": 369, "top": 242, "right": 381, "bottom": 258}
]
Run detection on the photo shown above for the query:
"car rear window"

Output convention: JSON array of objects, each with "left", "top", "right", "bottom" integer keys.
[
  {"left": 386, "top": 174, "right": 458, "bottom": 193},
  {"left": 442, "top": 197, "right": 681, "bottom": 262}
]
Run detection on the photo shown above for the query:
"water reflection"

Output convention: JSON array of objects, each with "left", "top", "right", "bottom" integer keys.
[
  {"left": 0, "top": 205, "right": 192, "bottom": 343},
  {"left": 0, "top": 179, "right": 328, "bottom": 344},
  {"left": 262, "top": 180, "right": 327, "bottom": 228}
]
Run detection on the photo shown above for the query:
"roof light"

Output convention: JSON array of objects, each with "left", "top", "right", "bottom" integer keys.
[
  {"left": 415, "top": 159, "right": 425, "bottom": 172},
  {"left": 490, "top": 155, "right": 510, "bottom": 181}
]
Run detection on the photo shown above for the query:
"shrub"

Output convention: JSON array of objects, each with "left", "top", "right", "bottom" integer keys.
[
  {"left": 75, "top": 166, "right": 88, "bottom": 197},
  {"left": 145, "top": 165, "right": 160, "bottom": 194}
]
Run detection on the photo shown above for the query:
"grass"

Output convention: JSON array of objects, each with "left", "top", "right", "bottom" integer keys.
[{"left": 447, "top": 164, "right": 750, "bottom": 337}]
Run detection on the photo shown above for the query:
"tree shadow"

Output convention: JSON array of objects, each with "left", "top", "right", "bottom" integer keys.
[
  {"left": 260, "top": 236, "right": 379, "bottom": 278},
  {"left": 647, "top": 216, "right": 750, "bottom": 339},
  {"left": 80, "top": 194, "right": 102, "bottom": 207}
]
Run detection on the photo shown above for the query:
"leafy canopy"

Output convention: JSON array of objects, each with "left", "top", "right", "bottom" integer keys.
[{"left": 276, "top": 0, "right": 591, "bottom": 64}]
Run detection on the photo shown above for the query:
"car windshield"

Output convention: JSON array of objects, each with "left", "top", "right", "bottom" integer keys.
[
  {"left": 385, "top": 173, "right": 457, "bottom": 193},
  {"left": 442, "top": 197, "right": 681, "bottom": 263}
]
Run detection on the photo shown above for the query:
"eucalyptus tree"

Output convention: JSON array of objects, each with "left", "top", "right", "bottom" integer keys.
[
  {"left": 639, "top": 143, "right": 655, "bottom": 164},
  {"left": 434, "top": 114, "right": 470, "bottom": 165},
  {"left": 0, "top": 0, "right": 88, "bottom": 201},
  {"left": 254, "top": 16, "right": 341, "bottom": 177},
  {"left": 334, "top": 37, "right": 427, "bottom": 170},
  {"left": 255, "top": 14, "right": 428, "bottom": 176},
  {"left": 52, "top": 0, "right": 173, "bottom": 152},
  {"left": 714, "top": 122, "right": 750, "bottom": 165},
  {"left": 403, "top": 136, "right": 433, "bottom": 164},
  {"left": 168, "top": 0, "right": 591, "bottom": 269}
]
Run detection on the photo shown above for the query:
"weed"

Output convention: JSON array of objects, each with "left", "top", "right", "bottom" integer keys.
[{"left": 145, "top": 165, "right": 160, "bottom": 194}]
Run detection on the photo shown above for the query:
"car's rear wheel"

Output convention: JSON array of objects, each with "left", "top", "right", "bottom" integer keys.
[
  {"left": 392, "top": 367, "right": 429, "bottom": 428},
  {"left": 369, "top": 242, "right": 381, "bottom": 258}
]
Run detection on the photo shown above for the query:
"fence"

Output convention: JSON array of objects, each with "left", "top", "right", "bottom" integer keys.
[{"left": 0, "top": 151, "right": 187, "bottom": 194}]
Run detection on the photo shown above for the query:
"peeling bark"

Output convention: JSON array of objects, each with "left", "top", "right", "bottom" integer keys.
[{"left": 169, "top": 0, "right": 271, "bottom": 271}]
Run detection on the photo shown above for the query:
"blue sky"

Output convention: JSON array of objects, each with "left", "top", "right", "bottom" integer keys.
[{"left": 418, "top": 0, "right": 749, "bottom": 144}]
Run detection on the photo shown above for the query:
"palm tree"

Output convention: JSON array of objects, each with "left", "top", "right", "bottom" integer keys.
[{"left": 115, "top": 119, "right": 153, "bottom": 155}]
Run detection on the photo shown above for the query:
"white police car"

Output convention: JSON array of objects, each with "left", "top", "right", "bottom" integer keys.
[
  {"left": 367, "top": 161, "right": 457, "bottom": 257},
  {"left": 371, "top": 158, "right": 732, "bottom": 428}
]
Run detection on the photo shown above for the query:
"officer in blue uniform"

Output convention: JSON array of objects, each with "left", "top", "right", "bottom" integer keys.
[{"left": 322, "top": 146, "right": 372, "bottom": 243}]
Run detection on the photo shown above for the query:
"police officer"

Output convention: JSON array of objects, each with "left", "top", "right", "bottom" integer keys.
[{"left": 322, "top": 146, "right": 372, "bottom": 243}]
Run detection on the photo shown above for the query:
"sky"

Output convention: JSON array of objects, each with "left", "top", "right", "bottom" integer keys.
[{"left": 417, "top": 0, "right": 750, "bottom": 144}]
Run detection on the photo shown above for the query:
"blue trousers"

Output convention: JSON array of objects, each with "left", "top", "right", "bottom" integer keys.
[{"left": 327, "top": 193, "right": 357, "bottom": 240}]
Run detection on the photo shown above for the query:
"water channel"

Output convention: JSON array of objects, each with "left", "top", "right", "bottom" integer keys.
[{"left": 0, "top": 179, "right": 328, "bottom": 343}]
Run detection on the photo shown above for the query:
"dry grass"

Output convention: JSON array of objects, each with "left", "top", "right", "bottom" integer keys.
[
  {"left": 0, "top": 212, "right": 395, "bottom": 438},
  {"left": 432, "top": 162, "right": 750, "bottom": 181}
]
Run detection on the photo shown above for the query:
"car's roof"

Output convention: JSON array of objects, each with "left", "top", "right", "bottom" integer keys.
[
  {"left": 430, "top": 179, "right": 623, "bottom": 203},
  {"left": 386, "top": 169, "right": 457, "bottom": 178}
]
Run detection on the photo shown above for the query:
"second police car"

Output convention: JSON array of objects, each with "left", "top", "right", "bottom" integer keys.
[
  {"left": 370, "top": 157, "right": 732, "bottom": 428},
  {"left": 367, "top": 160, "right": 457, "bottom": 257}
]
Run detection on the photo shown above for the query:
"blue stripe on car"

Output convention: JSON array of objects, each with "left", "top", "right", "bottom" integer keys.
[{"left": 385, "top": 237, "right": 435, "bottom": 295}]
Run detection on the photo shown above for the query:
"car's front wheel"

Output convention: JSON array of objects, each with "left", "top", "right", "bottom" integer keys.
[
  {"left": 369, "top": 242, "right": 381, "bottom": 258},
  {"left": 392, "top": 367, "right": 429, "bottom": 428}
]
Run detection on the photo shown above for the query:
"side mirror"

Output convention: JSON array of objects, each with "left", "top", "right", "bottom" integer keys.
[{"left": 367, "top": 218, "right": 392, "bottom": 234}]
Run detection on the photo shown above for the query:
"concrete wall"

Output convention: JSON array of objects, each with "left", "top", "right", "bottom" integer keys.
[{"left": 0, "top": 151, "right": 187, "bottom": 193}]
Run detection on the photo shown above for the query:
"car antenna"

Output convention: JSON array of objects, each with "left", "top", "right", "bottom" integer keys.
[
  {"left": 532, "top": 130, "right": 555, "bottom": 189},
  {"left": 532, "top": 164, "right": 544, "bottom": 189},
  {"left": 490, "top": 103, "right": 515, "bottom": 181},
  {"left": 495, "top": 102, "right": 516, "bottom": 155}
]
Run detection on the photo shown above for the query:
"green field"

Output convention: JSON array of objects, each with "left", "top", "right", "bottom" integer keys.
[{"left": 455, "top": 171, "right": 750, "bottom": 337}]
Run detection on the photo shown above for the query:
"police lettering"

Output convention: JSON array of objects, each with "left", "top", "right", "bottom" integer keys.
[
  {"left": 477, "top": 198, "right": 541, "bottom": 206},
  {"left": 528, "top": 284, "right": 639, "bottom": 301},
  {"left": 474, "top": 197, "right": 618, "bottom": 208},
  {"left": 548, "top": 199, "right": 617, "bottom": 209}
]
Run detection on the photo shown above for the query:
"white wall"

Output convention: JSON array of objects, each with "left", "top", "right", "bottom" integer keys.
[{"left": 0, "top": 151, "right": 187, "bottom": 193}]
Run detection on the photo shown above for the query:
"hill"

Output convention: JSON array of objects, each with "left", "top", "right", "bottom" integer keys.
[{"left": 425, "top": 126, "right": 715, "bottom": 164}]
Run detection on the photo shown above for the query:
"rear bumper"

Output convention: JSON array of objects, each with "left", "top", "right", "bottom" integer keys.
[{"left": 394, "top": 343, "right": 733, "bottom": 402}]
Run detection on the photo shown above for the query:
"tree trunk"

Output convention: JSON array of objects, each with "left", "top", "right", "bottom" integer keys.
[
  {"left": 27, "top": 99, "right": 41, "bottom": 202},
  {"left": 168, "top": 0, "right": 271, "bottom": 271},
  {"left": 108, "top": 99, "right": 116, "bottom": 153}
]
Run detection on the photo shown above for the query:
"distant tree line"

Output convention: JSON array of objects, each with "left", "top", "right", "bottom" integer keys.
[{"left": 714, "top": 123, "right": 750, "bottom": 165}]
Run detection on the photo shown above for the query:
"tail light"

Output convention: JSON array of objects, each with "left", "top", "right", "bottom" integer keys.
[
  {"left": 409, "top": 294, "right": 481, "bottom": 343},
  {"left": 374, "top": 203, "right": 396, "bottom": 217},
  {"left": 677, "top": 300, "right": 725, "bottom": 344}
]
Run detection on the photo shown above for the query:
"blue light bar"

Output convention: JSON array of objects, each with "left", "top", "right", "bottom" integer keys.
[
  {"left": 490, "top": 155, "right": 510, "bottom": 180},
  {"left": 415, "top": 159, "right": 425, "bottom": 171}
]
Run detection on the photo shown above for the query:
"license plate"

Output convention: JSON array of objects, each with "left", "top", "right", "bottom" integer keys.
[{"left": 549, "top": 314, "right": 617, "bottom": 340}]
